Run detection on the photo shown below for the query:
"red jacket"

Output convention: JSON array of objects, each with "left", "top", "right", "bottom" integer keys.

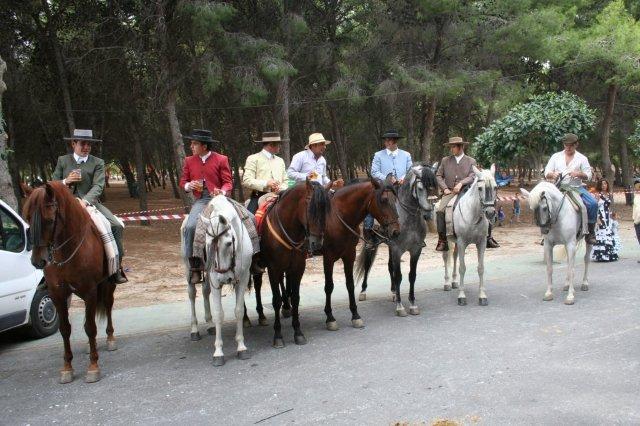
[{"left": 179, "top": 152, "right": 233, "bottom": 199}]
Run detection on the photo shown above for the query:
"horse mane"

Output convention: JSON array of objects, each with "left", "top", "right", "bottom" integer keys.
[
  {"left": 419, "top": 164, "right": 438, "bottom": 189},
  {"left": 528, "top": 181, "right": 562, "bottom": 209},
  {"left": 307, "top": 180, "right": 331, "bottom": 230}
]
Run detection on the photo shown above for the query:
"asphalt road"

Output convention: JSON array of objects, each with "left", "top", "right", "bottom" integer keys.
[{"left": 1, "top": 248, "right": 639, "bottom": 425}]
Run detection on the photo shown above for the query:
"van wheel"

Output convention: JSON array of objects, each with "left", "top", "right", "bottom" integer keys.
[{"left": 27, "top": 288, "right": 59, "bottom": 338}]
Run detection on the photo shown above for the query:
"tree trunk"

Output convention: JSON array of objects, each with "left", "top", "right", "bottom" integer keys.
[
  {"left": 231, "top": 157, "right": 244, "bottom": 201},
  {"left": 600, "top": 83, "right": 617, "bottom": 186},
  {"left": 164, "top": 89, "right": 191, "bottom": 207},
  {"left": 277, "top": 75, "right": 291, "bottom": 165},
  {"left": 0, "top": 55, "right": 19, "bottom": 211},
  {"left": 485, "top": 80, "right": 498, "bottom": 127},
  {"left": 420, "top": 96, "right": 436, "bottom": 163},
  {"left": 134, "top": 137, "right": 149, "bottom": 225},
  {"left": 619, "top": 138, "right": 633, "bottom": 205},
  {"left": 50, "top": 32, "right": 75, "bottom": 134},
  {"left": 328, "top": 106, "right": 349, "bottom": 180},
  {"left": 5, "top": 107, "right": 23, "bottom": 206},
  {"left": 118, "top": 158, "right": 137, "bottom": 198},
  {"left": 406, "top": 96, "right": 415, "bottom": 157}
]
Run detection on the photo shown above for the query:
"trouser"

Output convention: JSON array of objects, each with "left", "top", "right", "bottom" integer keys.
[
  {"left": 364, "top": 214, "right": 374, "bottom": 230},
  {"left": 436, "top": 192, "right": 457, "bottom": 235},
  {"left": 635, "top": 223, "right": 640, "bottom": 246},
  {"left": 94, "top": 202, "right": 124, "bottom": 259},
  {"left": 182, "top": 195, "right": 212, "bottom": 259},
  {"left": 578, "top": 186, "right": 597, "bottom": 224},
  {"left": 436, "top": 192, "right": 457, "bottom": 213}
]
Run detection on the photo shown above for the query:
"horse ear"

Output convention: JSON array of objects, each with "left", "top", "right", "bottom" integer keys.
[
  {"left": 472, "top": 165, "right": 481, "bottom": 176},
  {"left": 45, "top": 183, "right": 54, "bottom": 199},
  {"left": 432, "top": 161, "right": 438, "bottom": 170},
  {"left": 519, "top": 188, "right": 530, "bottom": 199},
  {"left": 218, "top": 214, "right": 227, "bottom": 225},
  {"left": 490, "top": 163, "right": 496, "bottom": 174},
  {"left": 370, "top": 177, "right": 381, "bottom": 189}
]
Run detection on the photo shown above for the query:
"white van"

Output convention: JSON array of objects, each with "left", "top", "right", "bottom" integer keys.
[{"left": 0, "top": 199, "right": 59, "bottom": 338}]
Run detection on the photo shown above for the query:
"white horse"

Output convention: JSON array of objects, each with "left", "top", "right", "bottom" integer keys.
[
  {"left": 520, "top": 180, "right": 593, "bottom": 305},
  {"left": 200, "top": 195, "right": 253, "bottom": 366},
  {"left": 442, "top": 165, "right": 497, "bottom": 306}
]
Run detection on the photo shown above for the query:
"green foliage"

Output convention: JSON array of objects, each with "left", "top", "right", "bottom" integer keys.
[{"left": 629, "top": 120, "right": 640, "bottom": 158}]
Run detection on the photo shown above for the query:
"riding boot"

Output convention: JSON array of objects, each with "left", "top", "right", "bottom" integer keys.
[
  {"left": 363, "top": 229, "right": 378, "bottom": 250},
  {"left": 114, "top": 261, "right": 128, "bottom": 284},
  {"left": 585, "top": 223, "right": 597, "bottom": 245},
  {"left": 189, "top": 257, "right": 203, "bottom": 284},
  {"left": 435, "top": 212, "right": 449, "bottom": 252},
  {"left": 486, "top": 224, "right": 500, "bottom": 249}
]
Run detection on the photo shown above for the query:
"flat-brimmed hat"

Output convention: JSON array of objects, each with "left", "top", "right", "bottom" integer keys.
[
  {"left": 255, "top": 131, "right": 287, "bottom": 144},
  {"left": 381, "top": 129, "right": 404, "bottom": 139},
  {"left": 305, "top": 132, "right": 331, "bottom": 149},
  {"left": 182, "top": 129, "right": 219, "bottom": 146},
  {"left": 443, "top": 136, "right": 470, "bottom": 146},
  {"left": 63, "top": 129, "right": 102, "bottom": 143},
  {"left": 562, "top": 133, "right": 579, "bottom": 145}
]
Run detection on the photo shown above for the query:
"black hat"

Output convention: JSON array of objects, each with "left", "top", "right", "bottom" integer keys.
[
  {"left": 182, "top": 129, "right": 219, "bottom": 146},
  {"left": 63, "top": 129, "right": 102, "bottom": 143},
  {"left": 381, "top": 129, "right": 404, "bottom": 139}
]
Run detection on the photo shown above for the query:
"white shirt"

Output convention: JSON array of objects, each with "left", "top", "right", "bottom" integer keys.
[
  {"left": 73, "top": 153, "right": 88, "bottom": 164},
  {"left": 454, "top": 153, "right": 464, "bottom": 164},
  {"left": 199, "top": 152, "right": 211, "bottom": 163},
  {"left": 287, "top": 149, "right": 330, "bottom": 185},
  {"left": 386, "top": 148, "right": 398, "bottom": 158},
  {"left": 544, "top": 150, "right": 592, "bottom": 187},
  {"left": 261, "top": 149, "right": 275, "bottom": 160}
]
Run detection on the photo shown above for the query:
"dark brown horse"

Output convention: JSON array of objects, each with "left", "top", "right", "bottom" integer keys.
[
  {"left": 23, "top": 182, "right": 117, "bottom": 384},
  {"left": 321, "top": 178, "right": 400, "bottom": 330},
  {"left": 256, "top": 179, "right": 331, "bottom": 347}
]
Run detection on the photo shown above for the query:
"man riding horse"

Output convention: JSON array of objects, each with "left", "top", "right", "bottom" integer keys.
[
  {"left": 543, "top": 133, "right": 597, "bottom": 245},
  {"left": 52, "top": 129, "right": 127, "bottom": 283},
  {"left": 287, "top": 132, "right": 343, "bottom": 190},
  {"left": 243, "top": 131, "right": 288, "bottom": 214},
  {"left": 435, "top": 136, "right": 499, "bottom": 252},
  {"left": 179, "top": 129, "right": 233, "bottom": 284}
]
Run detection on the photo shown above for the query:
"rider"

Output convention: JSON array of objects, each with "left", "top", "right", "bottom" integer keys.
[
  {"left": 179, "top": 129, "right": 233, "bottom": 284},
  {"left": 287, "top": 132, "right": 343, "bottom": 190},
  {"left": 543, "top": 133, "right": 597, "bottom": 245},
  {"left": 52, "top": 129, "right": 127, "bottom": 283},
  {"left": 367, "top": 129, "right": 412, "bottom": 247}
]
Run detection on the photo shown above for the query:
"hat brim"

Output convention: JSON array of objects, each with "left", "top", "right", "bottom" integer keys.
[
  {"left": 254, "top": 139, "right": 288, "bottom": 143},
  {"left": 381, "top": 135, "right": 404, "bottom": 139},
  {"left": 306, "top": 140, "right": 331, "bottom": 148},
  {"left": 443, "top": 141, "right": 470, "bottom": 146},
  {"left": 63, "top": 136, "right": 102, "bottom": 142}
]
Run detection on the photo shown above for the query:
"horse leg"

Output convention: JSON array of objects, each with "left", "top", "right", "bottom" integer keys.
[
  {"left": 457, "top": 241, "right": 468, "bottom": 306},
  {"left": 543, "top": 240, "right": 554, "bottom": 301},
  {"left": 83, "top": 299, "right": 100, "bottom": 383},
  {"left": 581, "top": 243, "right": 592, "bottom": 291},
  {"left": 323, "top": 256, "right": 338, "bottom": 331},
  {"left": 202, "top": 277, "right": 215, "bottom": 334},
  {"left": 564, "top": 242, "right": 577, "bottom": 305},
  {"left": 235, "top": 280, "right": 250, "bottom": 360},
  {"left": 52, "top": 291, "right": 74, "bottom": 384},
  {"left": 358, "top": 246, "right": 375, "bottom": 301},
  {"left": 281, "top": 277, "right": 292, "bottom": 319},
  {"left": 253, "top": 273, "right": 268, "bottom": 326},
  {"left": 408, "top": 250, "right": 420, "bottom": 315},
  {"left": 211, "top": 284, "right": 225, "bottom": 366},
  {"left": 393, "top": 251, "right": 406, "bottom": 317},
  {"left": 187, "top": 282, "right": 200, "bottom": 341},
  {"left": 442, "top": 248, "right": 451, "bottom": 291},
  {"left": 477, "top": 241, "right": 488, "bottom": 306},
  {"left": 452, "top": 242, "right": 459, "bottom": 289},
  {"left": 105, "top": 282, "right": 118, "bottom": 351},
  {"left": 388, "top": 249, "right": 396, "bottom": 301},
  {"left": 269, "top": 269, "right": 285, "bottom": 348},
  {"left": 289, "top": 270, "right": 307, "bottom": 345},
  {"left": 343, "top": 251, "right": 364, "bottom": 328}
]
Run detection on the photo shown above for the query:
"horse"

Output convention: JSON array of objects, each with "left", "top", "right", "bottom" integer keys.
[
  {"left": 520, "top": 178, "right": 593, "bottom": 305},
  {"left": 321, "top": 177, "right": 401, "bottom": 329},
  {"left": 356, "top": 165, "right": 438, "bottom": 316},
  {"left": 441, "top": 165, "right": 497, "bottom": 306},
  {"left": 23, "top": 182, "right": 117, "bottom": 384},
  {"left": 199, "top": 195, "right": 253, "bottom": 366},
  {"left": 258, "top": 179, "right": 331, "bottom": 347}
]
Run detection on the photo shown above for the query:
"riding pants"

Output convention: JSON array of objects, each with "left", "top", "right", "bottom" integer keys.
[
  {"left": 94, "top": 203, "right": 124, "bottom": 259},
  {"left": 578, "top": 186, "right": 597, "bottom": 224},
  {"left": 183, "top": 195, "right": 212, "bottom": 259}
]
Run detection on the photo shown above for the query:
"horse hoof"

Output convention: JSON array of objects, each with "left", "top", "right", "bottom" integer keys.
[
  {"left": 59, "top": 370, "right": 74, "bottom": 384},
  {"left": 564, "top": 298, "right": 575, "bottom": 306},
  {"left": 543, "top": 294, "right": 554, "bottom": 301},
  {"left": 443, "top": 284, "right": 451, "bottom": 292},
  {"left": 452, "top": 282, "right": 459, "bottom": 289},
  {"left": 237, "top": 350, "right": 251, "bottom": 360},
  {"left": 212, "top": 356, "right": 225, "bottom": 366},
  {"left": 396, "top": 308, "right": 407, "bottom": 317},
  {"left": 479, "top": 298, "right": 489, "bottom": 306},
  {"left": 457, "top": 297, "right": 467, "bottom": 306},
  {"left": 409, "top": 306, "right": 420, "bottom": 315},
  {"left": 207, "top": 327, "right": 216, "bottom": 335},
  {"left": 282, "top": 309, "right": 292, "bottom": 319},
  {"left": 106, "top": 339, "right": 118, "bottom": 351},
  {"left": 273, "top": 338, "right": 285, "bottom": 349},
  {"left": 294, "top": 335, "right": 307, "bottom": 345},
  {"left": 581, "top": 284, "right": 589, "bottom": 291},
  {"left": 84, "top": 369, "right": 101, "bottom": 383},
  {"left": 258, "top": 317, "right": 269, "bottom": 326},
  {"left": 243, "top": 318, "right": 252, "bottom": 328},
  {"left": 326, "top": 321, "right": 339, "bottom": 331},
  {"left": 190, "top": 332, "right": 201, "bottom": 341},
  {"left": 359, "top": 292, "right": 367, "bottom": 301},
  {"left": 351, "top": 318, "right": 365, "bottom": 328},
  {"left": 563, "top": 285, "right": 569, "bottom": 292}
]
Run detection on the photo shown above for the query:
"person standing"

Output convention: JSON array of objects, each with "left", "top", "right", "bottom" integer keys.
[
  {"left": 52, "top": 129, "right": 127, "bottom": 283},
  {"left": 287, "top": 132, "right": 343, "bottom": 189},
  {"left": 591, "top": 179, "right": 621, "bottom": 262},
  {"left": 634, "top": 192, "right": 640, "bottom": 263},
  {"left": 179, "top": 129, "right": 233, "bottom": 284},
  {"left": 242, "top": 131, "right": 287, "bottom": 214}
]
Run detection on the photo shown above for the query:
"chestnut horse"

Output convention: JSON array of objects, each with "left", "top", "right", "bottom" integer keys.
[
  {"left": 321, "top": 178, "right": 400, "bottom": 330},
  {"left": 23, "top": 182, "right": 117, "bottom": 384},
  {"left": 257, "top": 180, "right": 331, "bottom": 348}
]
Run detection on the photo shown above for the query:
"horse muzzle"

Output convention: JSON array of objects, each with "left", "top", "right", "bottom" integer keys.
[
  {"left": 31, "top": 257, "right": 46, "bottom": 269},
  {"left": 484, "top": 207, "right": 496, "bottom": 222},
  {"left": 308, "top": 235, "right": 323, "bottom": 255}
]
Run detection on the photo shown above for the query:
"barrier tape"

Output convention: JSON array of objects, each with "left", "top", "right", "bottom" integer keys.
[
  {"left": 114, "top": 206, "right": 184, "bottom": 217},
  {"left": 120, "top": 214, "right": 187, "bottom": 222}
]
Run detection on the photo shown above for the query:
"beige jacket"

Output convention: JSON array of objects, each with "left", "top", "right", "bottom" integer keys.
[{"left": 242, "top": 150, "right": 287, "bottom": 192}]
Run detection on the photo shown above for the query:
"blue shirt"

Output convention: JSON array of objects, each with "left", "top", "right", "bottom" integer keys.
[{"left": 370, "top": 149, "right": 412, "bottom": 181}]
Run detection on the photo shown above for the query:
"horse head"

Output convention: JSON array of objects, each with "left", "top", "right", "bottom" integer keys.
[
  {"left": 23, "top": 183, "right": 60, "bottom": 269},
  {"left": 204, "top": 198, "right": 238, "bottom": 285},
  {"left": 521, "top": 184, "right": 558, "bottom": 231},
  {"left": 369, "top": 177, "right": 400, "bottom": 238},
  {"left": 407, "top": 163, "right": 439, "bottom": 220},
  {"left": 304, "top": 179, "right": 332, "bottom": 253},
  {"left": 472, "top": 164, "right": 498, "bottom": 222}
]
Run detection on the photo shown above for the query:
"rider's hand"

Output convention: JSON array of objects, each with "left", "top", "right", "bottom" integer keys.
[
  {"left": 443, "top": 188, "right": 452, "bottom": 195},
  {"left": 212, "top": 188, "right": 223, "bottom": 196},
  {"left": 569, "top": 170, "right": 582, "bottom": 178},
  {"left": 548, "top": 171, "right": 559, "bottom": 180},
  {"left": 397, "top": 179, "right": 405, "bottom": 185},
  {"left": 453, "top": 183, "right": 463, "bottom": 194},
  {"left": 77, "top": 198, "right": 88, "bottom": 207},
  {"left": 65, "top": 171, "right": 81, "bottom": 184},
  {"left": 266, "top": 179, "right": 278, "bottom": 191}
]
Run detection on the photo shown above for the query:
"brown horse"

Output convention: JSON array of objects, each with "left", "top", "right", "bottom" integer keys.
[
  {"left": 257, "top": 179, "right": 331, "bottom": 348},
  {"left": 321, "top": 178, "right": 400, "bottom": 330},
  {"left": 23, "top": 182, "right": 117, "bottom": 384}
]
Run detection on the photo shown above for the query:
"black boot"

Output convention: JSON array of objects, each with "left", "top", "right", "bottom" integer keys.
[
  {"left": 189, "top": 257, "right": 203, "bottom": 284},
  {"left": 114, "top": 263, "right": 128, "bottom": 284},
  {"left": 585, "top": 223, "right": 597, "bottom": 245},
  {"left": 486, "top": 224, "right": 500, "bottom": 248},
  {"left": 435, "top": 212, "right": 449, "bottom": 252},
  {"left": 363, "top": 229, "right": 377, "bottom": 250},
  {"left": 250, "top": 254, "right": 265, "bottom": 275}
]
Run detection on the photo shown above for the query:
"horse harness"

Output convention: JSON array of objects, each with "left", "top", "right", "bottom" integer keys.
[
  {"left": 536, "top": 191, "right": 569, "bottom": 233},
  {"left": 205, "top": 220, "right": 237, "bottom": 278},
  {"left": 265, "top": 194, "right": 316, "bottom": 253},
  {"left": 456, "top": 180, "right": 496, "bottom": 225}
]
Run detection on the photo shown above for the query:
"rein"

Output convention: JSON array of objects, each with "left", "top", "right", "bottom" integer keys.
[
  {"left": 205, "top": 221, "right": 237, "bottom": 278},
  {"left": 537, "top": 192, "right": 568, "bottom": 229},
  {"left": 457, "top": 180, "right": 496, "bottom": 225}
]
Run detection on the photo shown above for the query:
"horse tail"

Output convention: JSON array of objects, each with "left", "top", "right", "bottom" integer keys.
[
  {"left": 355, "top": 244, "right": 378, "bottom": 285},
  {"left": 95, "top": 280, "right": 112, "bottom": 322}
]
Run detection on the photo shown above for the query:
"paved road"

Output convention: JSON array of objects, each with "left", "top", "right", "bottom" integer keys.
[{"left": 1, "top": 245, "right": 639, "bottom": 425}]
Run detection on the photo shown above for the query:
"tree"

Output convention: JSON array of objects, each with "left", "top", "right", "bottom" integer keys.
[{"left": 0, "top": 55, "right": 18, "bottom": 210}]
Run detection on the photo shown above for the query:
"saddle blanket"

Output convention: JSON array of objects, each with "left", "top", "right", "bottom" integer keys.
[{"left": 84, "top": 204, "right": 119, "bottom": 276}]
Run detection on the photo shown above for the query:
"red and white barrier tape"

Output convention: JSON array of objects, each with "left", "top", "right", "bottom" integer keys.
[
  {"left": 115, "top": 206, "right": 184, "bottom": 217},
  {"left": 120, "top": 214, "right": 187, "bottom": 222}
]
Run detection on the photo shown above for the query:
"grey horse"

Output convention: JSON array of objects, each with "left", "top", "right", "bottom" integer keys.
[
  {"left": 356, "top": 164, "right": 439, "bottom": 316},
  {"left": 520, "top": 178, "right": 593, "bottom": 305}
]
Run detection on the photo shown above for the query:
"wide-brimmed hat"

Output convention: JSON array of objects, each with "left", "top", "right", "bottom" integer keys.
[
  {"left": 562, "top": 133, "right": 579, "bottom": 145},
  {"left": 305, "top": 132, "right": 331, "bottom": 149},
  {"left": 182, "top": 129, "right": 219, "bottom": 145},
  {"left": 63, "top": 129, "right": 102, "bottom": 143},
  {"left": 443, "top": 136, "right": 470, "bottom": 146},
  {"left": 255, "top": 131, "right": 287, "bottom": 144},
  {"left": 381, "top": 129, "right": 404, "bottom": 139}
]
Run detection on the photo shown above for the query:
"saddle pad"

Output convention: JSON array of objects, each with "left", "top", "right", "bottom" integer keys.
[
  {"left": 85, "top": 204, "right": 118, "bottom": 276},
  {"left": 445, "top": 195, "right": 458, "bottom": 237},
  {"left": 255, "top": 196, "right": 278, "bottom": 234}
]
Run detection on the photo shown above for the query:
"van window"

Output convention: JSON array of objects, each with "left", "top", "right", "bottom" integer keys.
[{"left": 0, "top": 207, "right": 25, "bottom": 253}]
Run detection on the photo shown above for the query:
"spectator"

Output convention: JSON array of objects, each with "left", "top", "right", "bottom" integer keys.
[
  {"left": 591, "top": 179, "right": 621, "bottom": 262},
  {"left": 511, "top": 198, "right": 521, "bottom": 224},
  {"left": 497, "top": 206, "right": 505, "bottom": 227},
  {"left": 634, "top": 193, "right": 640, "bottom": 263}
]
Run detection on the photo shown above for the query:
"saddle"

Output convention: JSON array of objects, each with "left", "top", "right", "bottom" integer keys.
[
  {"left": 559, "top": 188, "right": 588, "bottom": 238},
  {"left": 443, "top": 185, "right": 471, "bottom": 237}
]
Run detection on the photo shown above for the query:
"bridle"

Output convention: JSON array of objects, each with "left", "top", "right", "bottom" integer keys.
[
  {"left": 267, "top": 192, "right": 322, "bottom": 253},
  {"left": 397, "top": 171, "right": 437, "bottom": 217},
  {"left": 457, "top": 177, "right": 497, "bottom": 225},
  {"left": 205, "top": 219, "right": 237, "bottom": 277},
  {"left": 535, "top": 191, "right": 568, "bottom": 232}
]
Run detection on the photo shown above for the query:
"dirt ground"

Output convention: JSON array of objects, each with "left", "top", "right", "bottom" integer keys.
[{"left": 71, "top": 180, "right": 638, "bottom": 311}]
